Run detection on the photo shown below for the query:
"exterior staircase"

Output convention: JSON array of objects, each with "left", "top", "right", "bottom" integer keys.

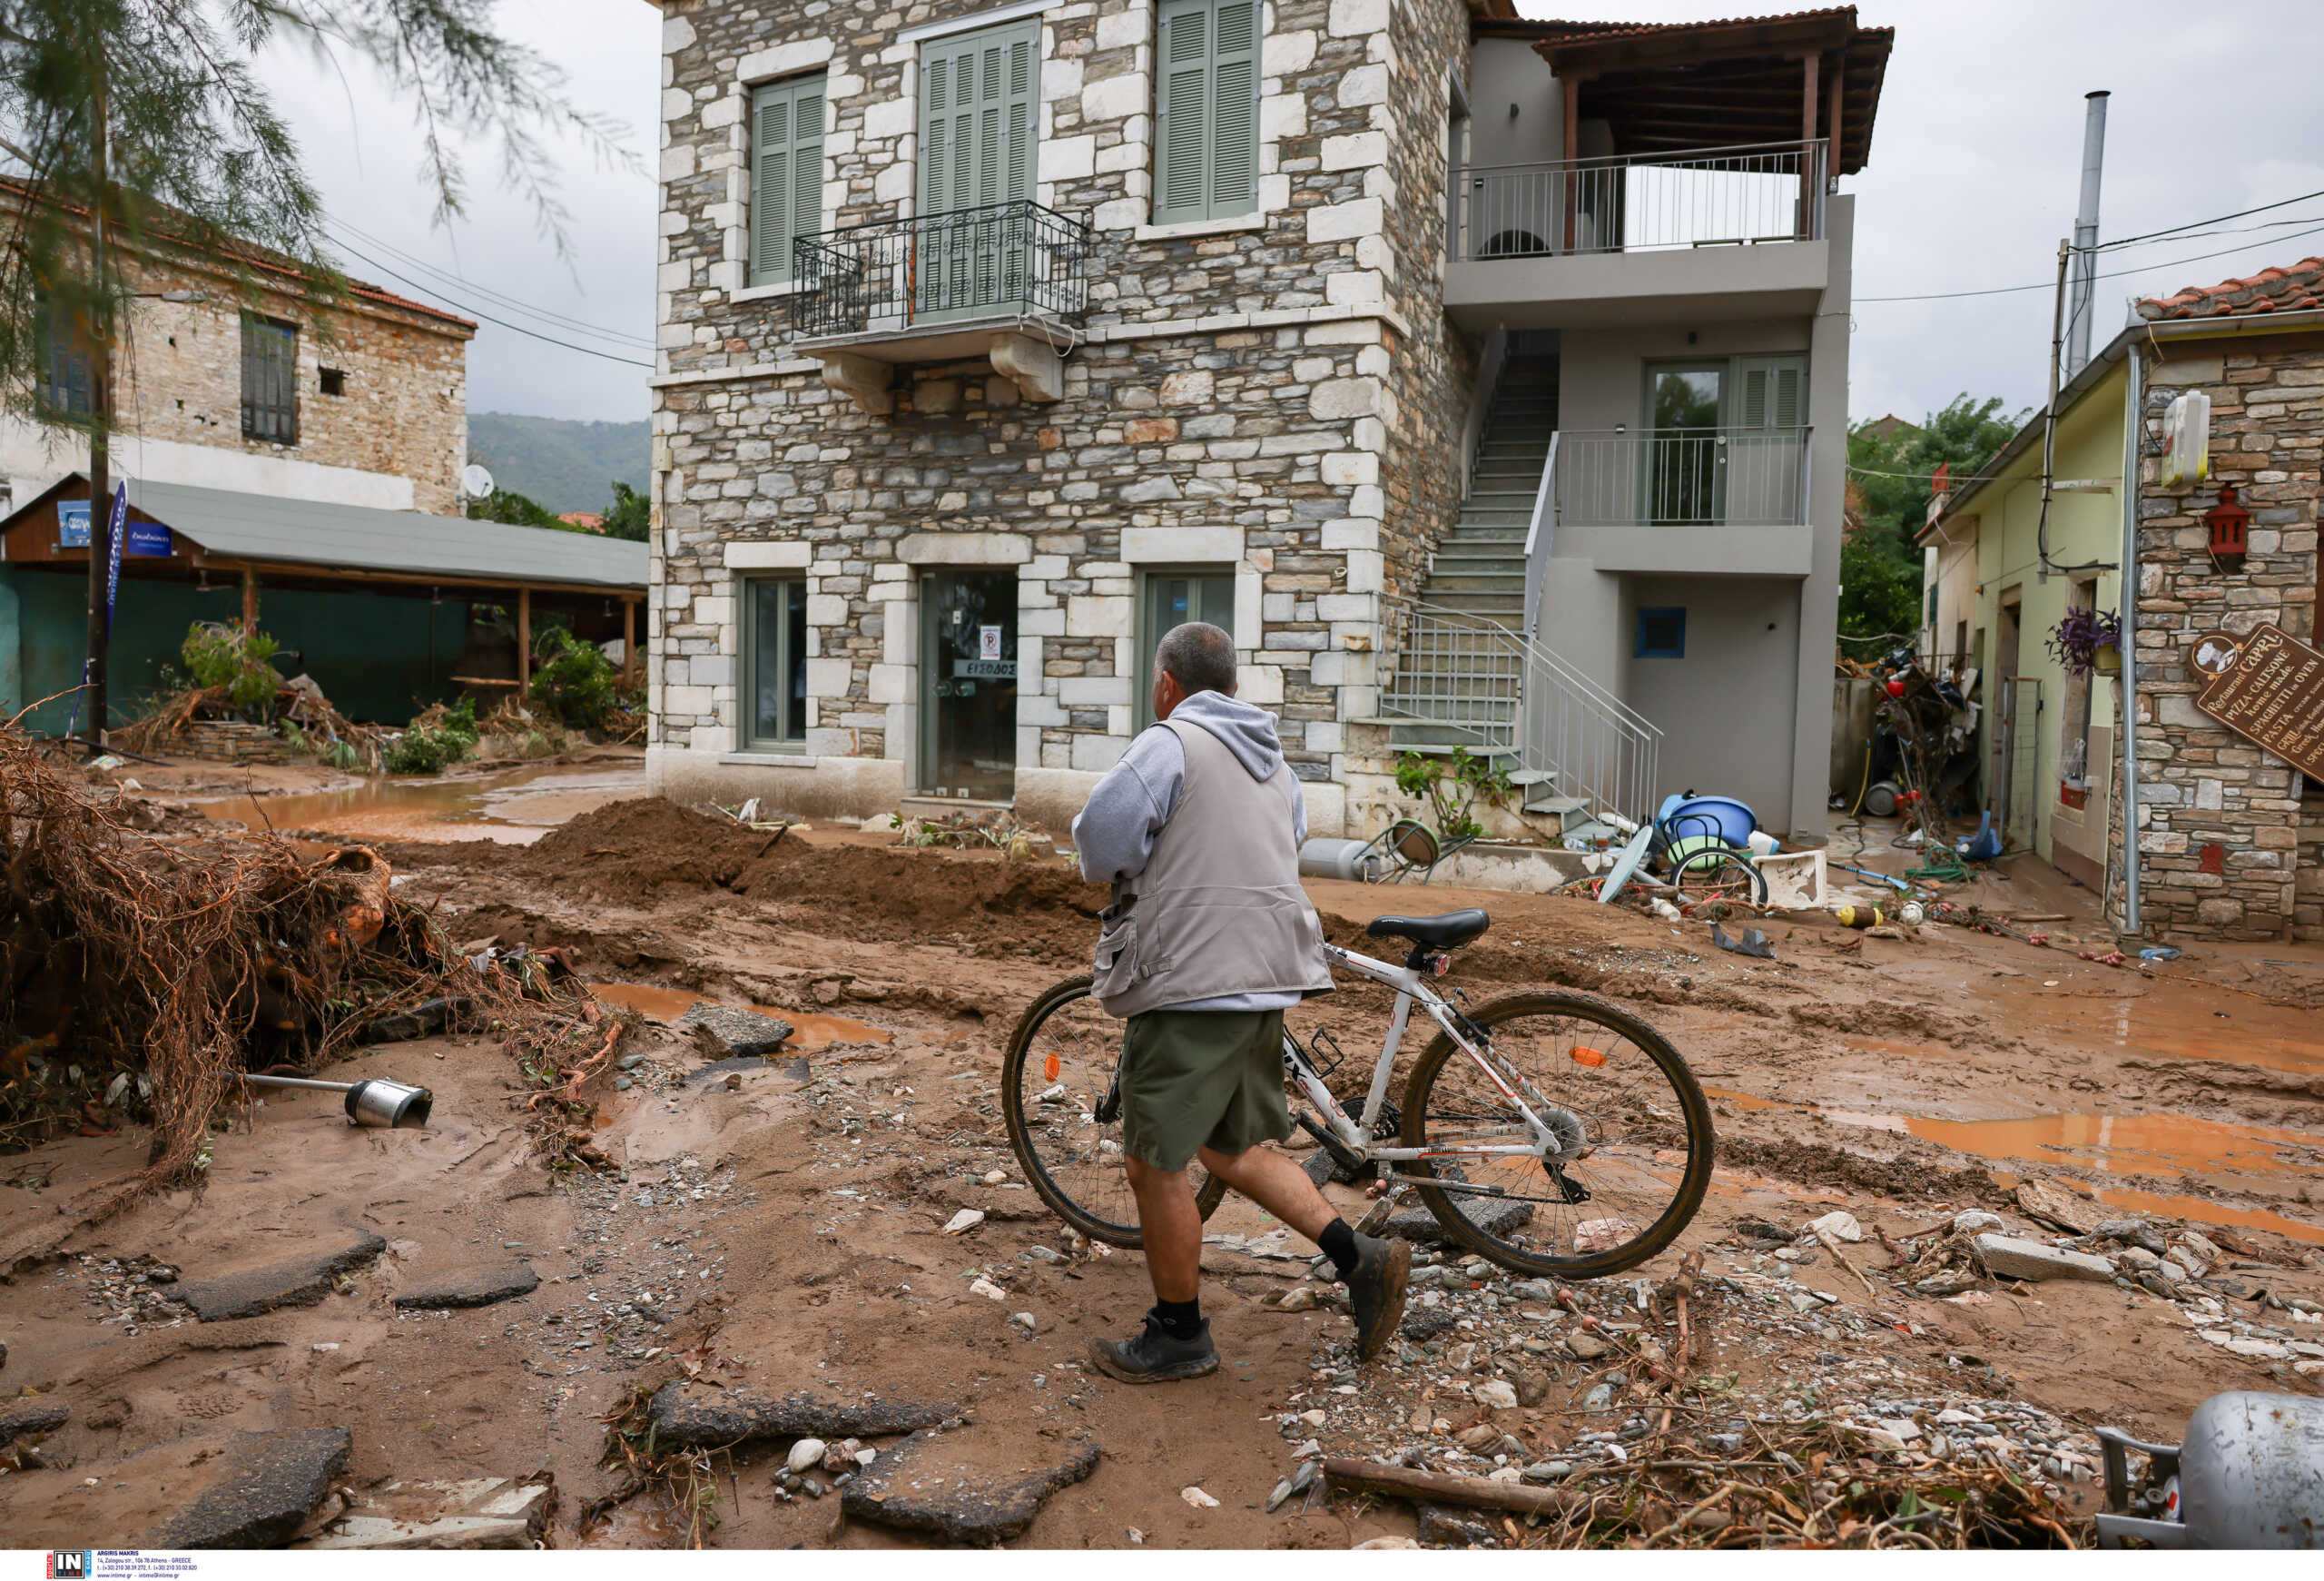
[{"left": 1379, "top": 350, "right": 1663, "bottom": 833}]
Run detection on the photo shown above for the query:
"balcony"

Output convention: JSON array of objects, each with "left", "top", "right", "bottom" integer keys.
[
  {"left": 791, "top": 201, "right": 1091, "bottom": 412},
  {"left": 1444, "top": 141, "right": 1832, "bottom": 330},
  {"left": 1535, "top": 427, "right": 1814, "bottom": 578}
]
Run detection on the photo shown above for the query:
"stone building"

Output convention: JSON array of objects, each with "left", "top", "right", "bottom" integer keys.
[
  {"left": 643, "top": 0, "right": 1888, "bottom": 841},
  {"left": 1926, "top": 256, "right": 2324, "bottom": 941},
  {"left": 0, "top": 177, "right": 477, "bottom": 518}
]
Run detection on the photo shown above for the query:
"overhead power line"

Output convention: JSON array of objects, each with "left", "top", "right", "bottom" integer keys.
[
  {"left": 1856, "top": 218, "right": 2324, "bottom": 304},
  {"left": 325, "top": 212, "right": 655, "bottom": 350},
  {"left": 325, "top": 236, "right": 655, "bottom": 369},
  {"left": 2092, "top": 187, "right": 2324, "bottom": 252}
]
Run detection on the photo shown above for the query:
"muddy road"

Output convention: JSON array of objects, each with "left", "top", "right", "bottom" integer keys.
[{"left": 3, "top": 789, "right": 2319, "bottom": 1548}]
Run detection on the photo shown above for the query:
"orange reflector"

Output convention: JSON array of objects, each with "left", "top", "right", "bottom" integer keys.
[
  {"left": 1044, "top": 1052, "right": 1060, "bottom": 1082},
  {"left": 1571, "top": 1046, "right": 1608, "bottom": 1068}
]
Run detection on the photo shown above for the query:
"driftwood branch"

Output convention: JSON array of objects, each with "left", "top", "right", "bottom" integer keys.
[{"left": 1323, "top": 1458, "right": 1585, "bottom": 1517}]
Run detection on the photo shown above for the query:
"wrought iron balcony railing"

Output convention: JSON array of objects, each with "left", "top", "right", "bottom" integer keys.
[
  {"left": 791, "top": 200, "right": 1090, "bottom": 341},
  {"left": 1455, "top": 139, "right": 1828, "bottom": 262}
]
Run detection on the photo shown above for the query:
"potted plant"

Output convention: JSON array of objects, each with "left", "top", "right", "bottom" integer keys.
[{"left": 2046, "top": 607, "right": 2122, "bottom": 677}]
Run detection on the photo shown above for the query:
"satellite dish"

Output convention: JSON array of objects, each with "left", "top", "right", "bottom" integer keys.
[{"left": 461, "top": 463, "right": 495, "bottom": 499}]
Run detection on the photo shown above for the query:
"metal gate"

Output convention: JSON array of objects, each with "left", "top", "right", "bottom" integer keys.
[{"left": 1992, "top": 677, "right": 2042, "bottom": 850}]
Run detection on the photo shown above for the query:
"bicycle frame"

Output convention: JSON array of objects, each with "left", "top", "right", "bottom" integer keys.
[{"left": 1290, "top": 942, "right": 1580, "bottom": 1169}]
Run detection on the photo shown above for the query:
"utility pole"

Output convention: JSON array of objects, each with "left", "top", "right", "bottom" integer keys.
[{"left": 82, "top": 36, "right": 113, "bottom": 746}]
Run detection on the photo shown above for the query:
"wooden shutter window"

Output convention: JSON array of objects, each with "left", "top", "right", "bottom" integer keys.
[
  {"left": 241, "top": 313, "right": 297, "bottom": 445},
  {"left": 752, "top": 74, "right": 826, "bottom": 286},
  {"left": 1155, "top": 0, "right": 1261, "bottom": 225}
]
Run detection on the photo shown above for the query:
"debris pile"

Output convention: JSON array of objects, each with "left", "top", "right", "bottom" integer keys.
[{"left": 0, "top": 724, "right": 616, "bottom": 1215}]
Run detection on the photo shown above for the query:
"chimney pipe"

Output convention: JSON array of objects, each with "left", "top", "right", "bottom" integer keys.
[{"left": 2066, "top": 90, "right": 2110, "bottom": 376}]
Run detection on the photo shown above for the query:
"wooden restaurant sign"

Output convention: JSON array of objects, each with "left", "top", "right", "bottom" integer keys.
[{"left": 2188, "top": 623, "right": 2324, "bottom": 779}]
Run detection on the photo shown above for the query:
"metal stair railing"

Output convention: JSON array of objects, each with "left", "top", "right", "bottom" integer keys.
[{"left": 1382, "top": 602, "right": 1663, "bottom": 829}]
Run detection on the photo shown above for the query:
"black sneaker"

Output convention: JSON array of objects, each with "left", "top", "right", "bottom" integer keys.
[
  {"left": 1087, "top": 1313, "right": 1220, "bottom": 1384},
  {"left": 1345, "top": 1233, "right": 1412, "bottom": 1361}
]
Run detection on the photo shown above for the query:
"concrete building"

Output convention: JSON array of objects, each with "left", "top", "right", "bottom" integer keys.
[
  {"left": 1925, "top": 256, "right": 2324, "bottom": 941},
  {"left": 642, "top": 0, "right": 1889, "bottom": 841}
]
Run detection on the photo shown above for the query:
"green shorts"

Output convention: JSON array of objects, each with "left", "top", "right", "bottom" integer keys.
[{"left": 1119, "top": 1007, "right": 1291, "bottom": 1173}]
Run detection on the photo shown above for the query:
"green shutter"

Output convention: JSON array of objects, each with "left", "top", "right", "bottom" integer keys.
[
  {"left": 1734, "top": 355, "right": 1807, "bottom": 430},
  {"left": 920, "top": 19, "right": 1035, "bottom": 215},
  {"left": 1208, "top": 1, "right": 1259, "bottom": 216},
  {"left": 1155, "top": 0, "right": 1261, "bottom": 225},
  {"left": 752, "top": 74, "right": 825, "bottom": 285}
]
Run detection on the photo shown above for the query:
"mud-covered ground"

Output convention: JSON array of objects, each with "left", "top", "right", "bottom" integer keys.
[{"left": 3, "top": 784, "right": 2319, "bottom": 1549}]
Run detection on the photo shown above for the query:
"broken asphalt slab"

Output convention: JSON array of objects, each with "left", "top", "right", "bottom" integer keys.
[
  {"left": 680, "top": 1003, "right": 794, "bottom": 1057},
  {"left": 1386, "top": 1194, "right": 1535, "bottom": 1245},
  {"left": 840, "top": 1429, "right": 1101, "bottom": 1544},
  {"left": 173, "top": 1231, "right": 389, "bottom": 1321},
  {"left": 0, "top": 1400, "right": 68, "bottom": 1445},
  {"left": 646, "top": 1381, "right": 957, "bottom": 1449},
  {"left": 5, "top": 1428, "right": 352, "bottom": 1549},
  {"left": 391, "top": 1260, "right": 539, "bottom": 1310}
]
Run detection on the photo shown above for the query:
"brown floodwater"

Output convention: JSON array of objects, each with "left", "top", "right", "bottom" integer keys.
[
  {"left": 587, "top": 982, "right": 892, "bottom": 1051},
  {"left": 195, "top": 764, "right": 645, "bottom": 845},
  {"left": 1707, "top": 1085, "right": 2324, "bottom": 1245}
]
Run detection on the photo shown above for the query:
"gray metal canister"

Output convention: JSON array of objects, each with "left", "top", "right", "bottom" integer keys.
[
  {"left": 1297, "top": 837, "right": 1384, "bottom": 884},
  {"left": 2180, "top": 1391, "right": 2324, "bottom": 1548}
]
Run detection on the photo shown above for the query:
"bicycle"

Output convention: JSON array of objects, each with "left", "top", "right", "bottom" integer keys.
[{"left": 1001, "top": 908, "right": 1714, "bottom": 1280}]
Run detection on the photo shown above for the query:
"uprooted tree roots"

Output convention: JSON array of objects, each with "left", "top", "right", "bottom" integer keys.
[{"left": 1, "top": 725, "right": 624, "bottom": 1218}]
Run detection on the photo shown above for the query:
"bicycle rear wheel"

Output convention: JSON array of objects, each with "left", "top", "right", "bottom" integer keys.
[
  {"left": 1001, "top": 975, "right": 1228, "bottom": 1248},
  {"left": 1398, "top": 990, "right": 1712, "bottom": 1279}
]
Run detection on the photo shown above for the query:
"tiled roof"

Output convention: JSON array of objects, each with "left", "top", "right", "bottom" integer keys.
[
  {"left": 2137, "top": 257, "right": 2324, "bottom": 321},
  {"left": 1528, "top": 7, "right": 1864, "bottom": 48},
  {"left": 0, "top": 175, "right": 475, "bottom": 334}
]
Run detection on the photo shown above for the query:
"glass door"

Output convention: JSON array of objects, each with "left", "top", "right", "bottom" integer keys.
[
  {"left": 1137, "top": 569, "right": 1237, "bottom": 728},
  {"left": 920, "top": 569, "right": 1018, "bottom": 799},
  {"left": 1644, "top": 364, "right": 1725, "bottom": 526}
]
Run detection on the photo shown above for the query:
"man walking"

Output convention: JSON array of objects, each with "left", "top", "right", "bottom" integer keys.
[{"left": 1073, "top": 621, "right": 1410, "bottom": 1383}]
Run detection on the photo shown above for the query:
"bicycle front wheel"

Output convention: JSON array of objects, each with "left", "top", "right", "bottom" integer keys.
[
  {"left": 1001, "top": 975, "right": 1228, "bottom": 1249},
  {"left": 1399, "top": 991, "right": 1712, "bottom": 1279}
]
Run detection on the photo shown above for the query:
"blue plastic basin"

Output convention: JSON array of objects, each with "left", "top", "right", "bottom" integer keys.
[{"left": 1660, "top": 795, "right": 1758, "bottom": 848}]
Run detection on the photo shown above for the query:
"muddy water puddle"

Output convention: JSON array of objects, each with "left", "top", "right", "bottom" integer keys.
[
  {"left": 587, "top": 982, "right": 892, "bottom": 1052},
  {"left": 1709, "top": 1085, "right": 2324, "bottom": 1244},
  {"left": 194, "top": 764, "right": 645, "bottom": 845}
]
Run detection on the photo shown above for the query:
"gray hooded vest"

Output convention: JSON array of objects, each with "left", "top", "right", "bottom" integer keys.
[{"left": 1091, "top": 716, "right": 1334, "bottom": 1018}]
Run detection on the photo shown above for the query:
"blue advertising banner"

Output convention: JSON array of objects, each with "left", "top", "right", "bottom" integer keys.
[{"left": 56, "top": 498, "right": 172, "bottom": 556}]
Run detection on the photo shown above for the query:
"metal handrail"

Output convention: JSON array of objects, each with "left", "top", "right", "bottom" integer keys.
[
  {"left": 1456, "top": 138, "right": 1828, "bottom": 261},
  {"left": 1383, "top": 601, "right": 1664, "bottom": 829},
  {"left": 791, "top": 199, "right": 1091, "bottom": 340},
  {"left": 1550, "top": 426, "right": 1812, "bottom": 529}
]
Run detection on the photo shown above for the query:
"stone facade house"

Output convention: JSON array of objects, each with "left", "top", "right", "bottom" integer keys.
[
  {"left": 0, "top": 178, "right": 477, "bottom": 519},
  {"left": 1925, "top": 256, "right": 2324, "bottom": 941},
  {"left": 643, "top": 0, "right": 1888, "bottom": 842}
]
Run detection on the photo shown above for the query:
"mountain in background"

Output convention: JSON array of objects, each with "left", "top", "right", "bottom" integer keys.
[{"left": 467, "top": 412, "right": 650, "bottom": 515}]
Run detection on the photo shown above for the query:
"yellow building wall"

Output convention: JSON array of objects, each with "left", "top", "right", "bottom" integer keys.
[{"left": 1951, "top": 363, "right": 2128, "bottom": 884}]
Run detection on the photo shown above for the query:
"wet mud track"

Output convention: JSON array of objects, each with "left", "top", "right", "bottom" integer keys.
[{"left": 3, "top": 798, "right": 2319, "bottom": 1547}]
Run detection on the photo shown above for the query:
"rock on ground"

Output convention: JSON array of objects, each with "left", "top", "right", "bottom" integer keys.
[
  {"left": 645, "top": 1381, "right": 955, "bottom": 1449},
  {"left": 300, "top": 1477, "right": 553, "bottom": 1549},
  {"left": 840, "top": 1428, "right": 1100, "bottom": 1544},
  {"left": 173, "top": 1232, "right": 389, "bottom": 1321},
  {"left": 153, "top": 1428, "right": 352, "bottom": 1546},
  {"left": 1973, "top": 1233, "right": 2117, "bottom": 1283},
  {"left": 680, "top": 1003, "right": 794, "bottom": 1057},
  {"left": 391, "top": 1261, "right": 539, "bottom": 1310}
]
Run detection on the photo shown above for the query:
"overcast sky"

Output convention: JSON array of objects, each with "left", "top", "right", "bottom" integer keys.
[{"left": 265, "top": 0, "right": 2324, "bottom": 432}]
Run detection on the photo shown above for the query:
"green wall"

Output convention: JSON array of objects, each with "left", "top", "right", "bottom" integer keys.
[{"left": 0, "top": 565, "right": 473, "bottom": 735}]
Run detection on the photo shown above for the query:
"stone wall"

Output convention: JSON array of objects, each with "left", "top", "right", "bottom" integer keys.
[
  {"left": 2299, "top": 786, "right": 2324, "bottom": 941},
  {"left": 647, "top": 0, "right": 1473, "bottom": 828},
  {"left": 2114, "top": 333, "right": 2322, "bottom": 940},
  {"left": 99, "top": 245, "right": 472, "bottom": 515}
]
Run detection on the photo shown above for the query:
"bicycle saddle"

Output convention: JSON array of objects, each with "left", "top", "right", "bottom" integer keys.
[{"left": 1365, "top": 909, "right": 1490, "bottom": 950}]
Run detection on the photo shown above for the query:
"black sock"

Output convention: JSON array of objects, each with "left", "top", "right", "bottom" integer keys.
[
  {"left": 1319, "top": 1219, "right": 1361, "bottom": 1282},
  {"left": 1152, "top": 1298, "right": 1202, "bottom": 1341}
]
